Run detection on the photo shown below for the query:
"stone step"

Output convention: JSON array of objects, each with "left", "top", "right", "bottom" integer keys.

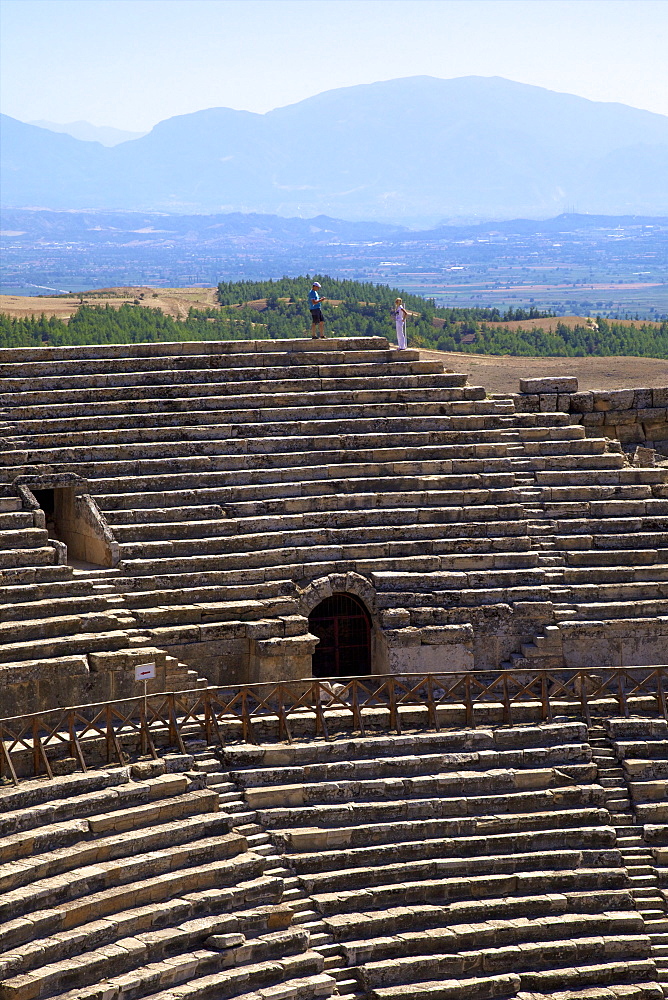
[
  {"left": 5, "top": 455, "right": 482, "bottom": 496},
  {"left": 107, "top": 503, "right": 226, "bottom": 525},
  {"left": 0, "top": 628, "right": 136, "bottom": 664},
  {"left": 339, "top": 909, "right": 643, "bottom": 967},
  {"left": 5, "top": 399, "right": 523, "bottom": 448},
  {"left": 223, "top": 723, "right": 589, "bottom": 768},
  {"left": 536, "top": 468, "right": 665, "bottom": 486},
  {"left": 546, "top": 503, "right": 668, "bottom": 526},
  {"left": 561, "top": 564, "right": 668, "bottom": 585},
  {"left": 2, "top": 447, "right": 521, "bottom": 487},
  {"left": 290, "top": 848, "right": 611, "bottom": 896},
  {"left": 0, "top": 497, "right": 22, "bottom": 513},
  {"left": 0, "top": 344, "right": 436, "bottom": 375},
  {"left": 6, "top": 383, "right": 487, "bottom": 429},
  {"left": 0, "top": 411, "right": 530, "bottom": 464},
  {"left": 0, "top": 592, "right": 117, "bottom": 622},
  {"left": 0, "top": 812, "right": 235, "bottom": 898},
  {"left": 1, "top": 424, "right": 574, "bottom": 471},
  {"left": 230, "top": 744, "right": 591, "bottom": 790},
  {"left": 2, "top": 934, "right": 320, "bottom": 1000},
  {"left": 0, "top": 512, "right": 34, "bottom": 531},
  {"left": 0, "top": 609, "right": 132, "bottom": 645},
  {"left": 273, "top": 819, "right": 616, "bottom": 860},
  {"left": 0, "top": 778, "right": 216, "bottom": 842},
  {"left": 564, "top": 546, "right": 668, "bottom": 567},
  {"left": 514, "top": 436, "right": 608, "bottom": 456},
  {"left": 101, "top": 499, "right": 529, "bottom": 532},
  {"left": 0, "top": 879, "right": 294, "bottom": 983},
  {"left": 0, "top": 544, "right": 56, "bottom": 570},
  {"left": 359, "top": 940, "right": 652, "bottom": 988},
  {"left": 0, "top": 357, "right": 451, "bottom": 396},
  {"left": 2, "top": 466, "right": 523, "bottom": 502},
  {"left": 109, "top": 515, "right": 534, "bottom": 546},
  {"left": 121, "top": 591, "right": 296, "bottom": 619},
  {"left": 1, "top": 369, "right": 473, "bottom": 413},
  {"left": 119, "top": 556, "right": 547, "bottom": 592},
  {"left": 537, "top": 484, "right": 658, "bottom": 503},
  {"left": 322, "top": 888, "right": 636, "bottom": 942},
  {"left": 0, "top": 576, "right": 104, "bottom": 607},
  {"left": 562, "top": 599, "right": 668, "bottom": 619},
  {"left": 244, "top": 767, "right": 601, "bottom": 812},
  {"left": 118, "top": 533, "right": 540, "bottom": 568},
  {"left": 0, "top": 335, "right": 388, "bottom": 363}
]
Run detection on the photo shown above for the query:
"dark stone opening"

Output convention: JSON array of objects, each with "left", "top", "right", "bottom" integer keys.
[
  {"left": 33, "top": 488, "right": 58, "bottom": 537},
  {"left": 309, "top": 592, "right": 371, "bottom": 678}
]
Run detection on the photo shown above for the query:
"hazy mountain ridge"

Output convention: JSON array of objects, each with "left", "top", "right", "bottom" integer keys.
[
  {"left": 3, "top": 208, "right": 665, "bottom": 247},
  {"left": 29, "top": 120, "right": 147, "bottom": 146},
  {"left": 3, "top": 76, "right": 668, "bottom": 221},
  {"left": 0, "top": 207, "right": 405, "bottom": 242}
]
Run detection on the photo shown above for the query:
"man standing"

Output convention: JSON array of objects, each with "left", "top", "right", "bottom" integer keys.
[{"left": 308, "top": 281, "right": 327, "bottom": 339}]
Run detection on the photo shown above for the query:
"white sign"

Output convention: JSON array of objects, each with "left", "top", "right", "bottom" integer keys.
[{"left": 135, "top": 662, "right": 156, "bottom": 681}]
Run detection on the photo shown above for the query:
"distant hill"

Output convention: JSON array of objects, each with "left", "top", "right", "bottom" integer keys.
[
  {"left": 3, "top": 207, "right": 666, "bottom": 247},
  {"left": 29, "top": 120, "right": 147, "bottom": 146},
  {"left": 0, "top": 207, "right": 404, "bottom": 243},
  {"left": 3, "top": 76, "right": 668, "bottom": 221}
]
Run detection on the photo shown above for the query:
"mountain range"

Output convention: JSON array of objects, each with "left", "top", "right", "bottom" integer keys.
[
  {"left": 3, "top": 76, "right": 668, "bottom": 222},
  {"left": 2, "top": 208, "right": 665, "bottom": 247}
]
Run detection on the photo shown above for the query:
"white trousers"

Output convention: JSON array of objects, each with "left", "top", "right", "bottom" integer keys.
[{"left": 396, "top": 319, "right": 407, "bottom": 350}]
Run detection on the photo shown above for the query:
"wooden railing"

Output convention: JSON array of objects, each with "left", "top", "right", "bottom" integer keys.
[{"left": 1, "top": 666, "right": 666, "bottom": 785}]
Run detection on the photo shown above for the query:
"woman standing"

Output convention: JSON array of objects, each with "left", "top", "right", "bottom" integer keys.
[{"left": 392, "top": 297, "right": 409, "bottom": 350}]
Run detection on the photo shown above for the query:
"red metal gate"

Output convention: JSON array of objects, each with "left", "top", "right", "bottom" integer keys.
[{"left": 309, "top": 593, "right": 371, "bottom": 678}]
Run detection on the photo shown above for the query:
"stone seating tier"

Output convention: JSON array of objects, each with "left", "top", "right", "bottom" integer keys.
[
  {"left": 219, "top": 721, "right": 663, "bottom": 1000},
  {"left": 0, "top": 758, "right": 333, "bottom": 1000},
  {"left": 2, "top": 720, "right": 667, "bottom": 999},
  {"left": 0, "top": 337, "right": 666, "bottom": 702}
]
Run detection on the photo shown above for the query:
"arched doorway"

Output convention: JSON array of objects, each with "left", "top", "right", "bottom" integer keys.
[{"left": 309, "top": 593, "right": 372, "bottom": 678}]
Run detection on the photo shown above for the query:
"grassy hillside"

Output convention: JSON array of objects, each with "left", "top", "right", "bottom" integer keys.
[{"left": 0, "top": 276, "right": 666, "bottom": 357}]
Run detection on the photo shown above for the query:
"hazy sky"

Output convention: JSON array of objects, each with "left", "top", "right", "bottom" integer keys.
[{"left": 1, "top": 0, "right": 666, "bottom": 131}]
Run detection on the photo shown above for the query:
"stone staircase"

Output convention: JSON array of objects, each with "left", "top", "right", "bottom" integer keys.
[
  {"left": 603, "top": 717, "right": 668, "bottom": 996},
  {"left": 189, "top": 746, "right": 359, "bottom": 997},
  {"left": 588, "top": 723, "right": 668, "bottom": 997}
]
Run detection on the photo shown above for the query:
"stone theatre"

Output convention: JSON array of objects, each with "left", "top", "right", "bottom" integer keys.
[{"left": 0, "top": 335, "right": 667, "bottom": 715}]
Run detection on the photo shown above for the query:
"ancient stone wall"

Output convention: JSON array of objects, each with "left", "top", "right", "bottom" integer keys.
[{"left": 511, "top": 378, "right": 668, "bottom": 454}]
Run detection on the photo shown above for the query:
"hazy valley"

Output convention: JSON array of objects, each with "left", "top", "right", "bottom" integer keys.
[{"left": 2, "top": 208, "right": 666, "bottom": 319}]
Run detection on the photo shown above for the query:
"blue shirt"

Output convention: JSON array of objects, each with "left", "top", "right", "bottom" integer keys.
[{"left": 308, "top": 289, "right": 323, "bottom": 310}]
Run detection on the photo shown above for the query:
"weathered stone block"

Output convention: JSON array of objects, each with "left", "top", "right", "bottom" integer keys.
[
  {"left": 615, "top": 423, "right": 646, "bottom": 444},
  {"left": 634, "top": 388, "right": 653, "bottom": 408},
  {"left": 606, "top": 389, "right": 636, "bottom": 410},
  {"left": 604, "top": 410, "right": 637, "bottom": 424},
  {"left": 569, "top": 392, "right": 594, "bottom": 413},
  {"left": 644, "top": 421, "right": 668, "bottom": 442},
  {"left": 519, "top": 377, "right": 578, "bottom": 393},
  {"left": 539, "top": 394, "right": 559, "bottom": 412}
]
